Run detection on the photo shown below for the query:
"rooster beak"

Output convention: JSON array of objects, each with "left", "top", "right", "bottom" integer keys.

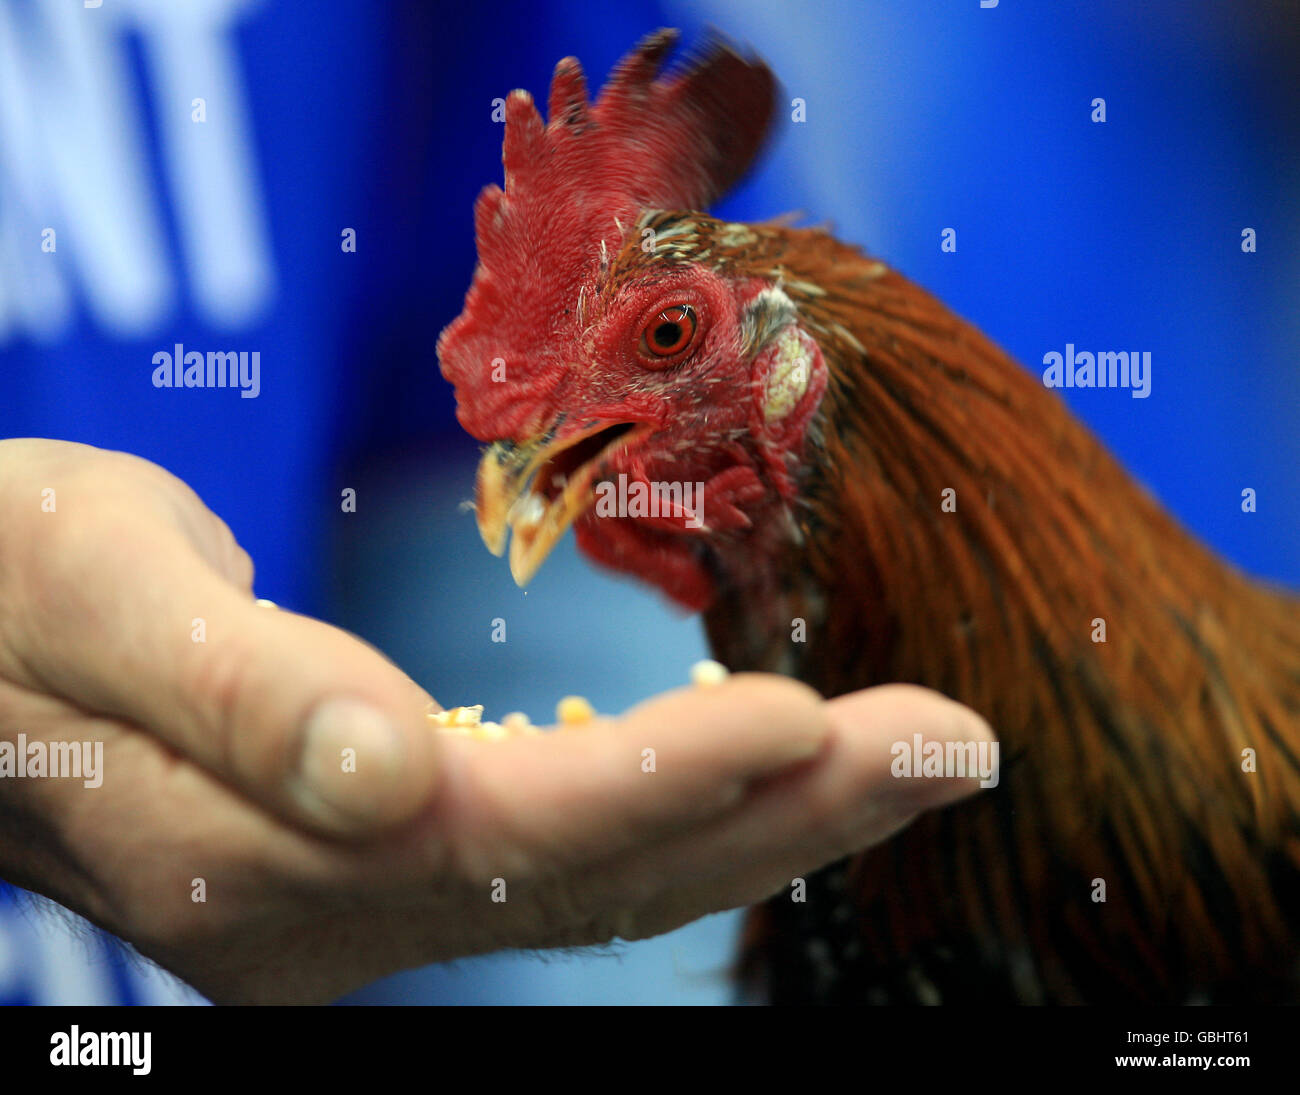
[{"left": 474, "top": 421, "right": 648, "bottom": 587}]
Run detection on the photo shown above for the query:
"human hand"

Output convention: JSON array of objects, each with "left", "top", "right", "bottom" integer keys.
[{"left": 0, "top": 439, "right": 995, "bottom": 1002}]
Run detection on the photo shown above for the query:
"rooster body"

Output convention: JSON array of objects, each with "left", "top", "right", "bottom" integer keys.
[{"left": 440, "top": 31, "right": 1300, "bottom": 1003}]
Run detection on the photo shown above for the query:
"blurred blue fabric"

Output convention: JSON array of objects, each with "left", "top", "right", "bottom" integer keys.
[{"left": 0, "top": 0, "right": 1295, "bottom": 1003}]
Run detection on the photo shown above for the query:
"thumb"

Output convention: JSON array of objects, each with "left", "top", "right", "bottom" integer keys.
[{"left": 11, "top": 512, "right": 441, "bottom": 837}]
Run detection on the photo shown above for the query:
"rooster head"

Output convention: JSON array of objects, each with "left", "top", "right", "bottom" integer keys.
[{"left": 438, "top": 30, "right": 827, "bottom": 610}]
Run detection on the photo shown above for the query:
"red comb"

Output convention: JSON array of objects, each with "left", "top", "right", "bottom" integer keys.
[{"left": 439, "top": 29, "right": 777, "bottom": 440}]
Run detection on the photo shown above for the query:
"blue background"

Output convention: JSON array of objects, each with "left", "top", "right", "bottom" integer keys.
[{"left": 0, "top": 0, "right": 1296, "bottom": 1004}]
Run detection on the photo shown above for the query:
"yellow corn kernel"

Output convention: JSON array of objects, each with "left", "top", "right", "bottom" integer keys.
[
  {"left": 427, "top": 704, "right": 540, "bottom": 741},
  {"left": 690, "top": 659, "right": 730, "bottom": 687},
  {"left": 556, "top": 695, "right": 595, "bottom": 725}
]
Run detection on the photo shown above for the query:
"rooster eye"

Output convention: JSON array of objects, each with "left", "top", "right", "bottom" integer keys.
[{"left": 640, "top": 305, "right": 697, "bottom": 360}]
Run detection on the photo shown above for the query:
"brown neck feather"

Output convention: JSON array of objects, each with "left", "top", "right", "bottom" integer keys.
[{"left": 708, "top": 225, "right": 1300, "bottom": 997}]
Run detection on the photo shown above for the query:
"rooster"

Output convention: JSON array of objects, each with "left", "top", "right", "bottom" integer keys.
[{"left": 438, "top": 30, "right": 1300, "bottom": 1003}]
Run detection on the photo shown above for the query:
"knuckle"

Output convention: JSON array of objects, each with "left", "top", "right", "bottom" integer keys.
[
  {"left": 227, "top": 542, "right": 256, "bottom": 591},
  {"left": 195, "top": 509, "right": 256, "bottom": 589},
  {"left": 180, "top": 634, "right": 257, "bottom": 777}
]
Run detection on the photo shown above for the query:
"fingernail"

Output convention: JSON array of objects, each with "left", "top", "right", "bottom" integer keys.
[{"left": 291, "top": 699, "right": 407, "bottom": 830}]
